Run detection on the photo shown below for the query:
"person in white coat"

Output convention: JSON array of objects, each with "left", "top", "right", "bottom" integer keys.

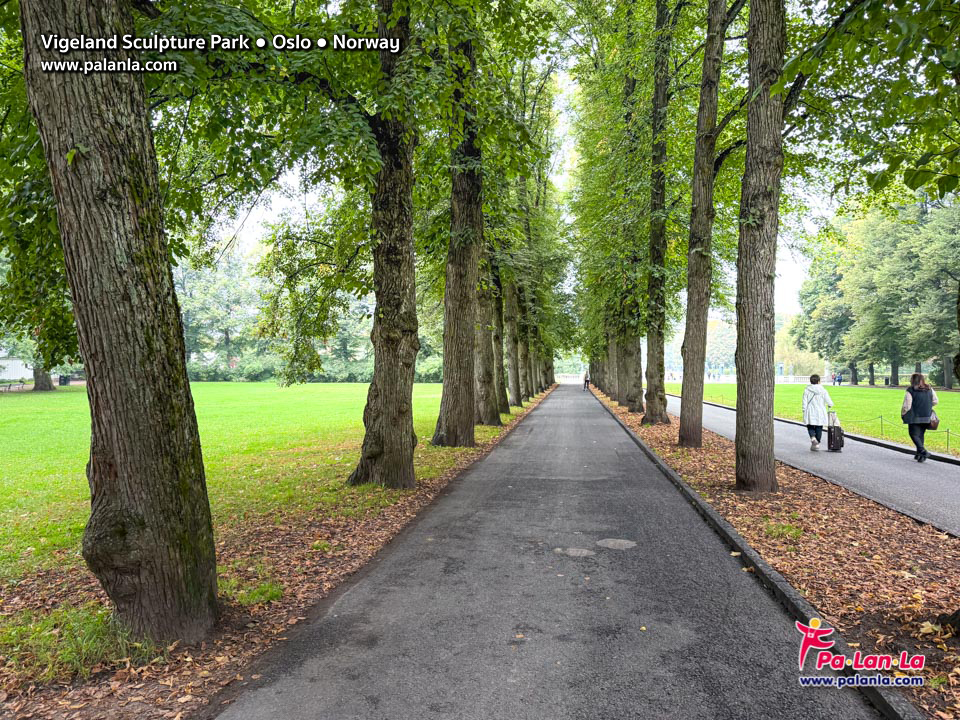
[{"left": 802, "top": 374, "right": 834, "bottom": 450}]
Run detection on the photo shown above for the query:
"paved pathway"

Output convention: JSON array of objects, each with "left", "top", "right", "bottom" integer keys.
[
  {"left": 217, "top": 384, "right": 878, "bottom": 720},
  {"left": 666, "top": 396, "right": 960, "bottom": 537}
]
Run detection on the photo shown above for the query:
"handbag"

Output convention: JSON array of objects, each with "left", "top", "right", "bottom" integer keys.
[{"left": 930, "top": 411, "right": 940, "bottom": 430}]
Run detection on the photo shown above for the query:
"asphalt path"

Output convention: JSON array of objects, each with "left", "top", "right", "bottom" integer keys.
[
  {"left": 216, "top": 384, "right": 878, "bottom": 720},
  {"left": 666, "top": 395, "right": 960, "bottom": 537}
]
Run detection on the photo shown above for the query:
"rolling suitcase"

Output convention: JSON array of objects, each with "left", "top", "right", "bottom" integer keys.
[{"left": 827, "top": 411, "right": 844, "bottom": 452}]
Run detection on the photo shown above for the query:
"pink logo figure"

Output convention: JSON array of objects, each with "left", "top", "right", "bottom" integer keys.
[{"left": 795, "top": 617, "right": 835, "bottom": 670}]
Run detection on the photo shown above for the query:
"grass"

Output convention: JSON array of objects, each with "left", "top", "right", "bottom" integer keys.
[
  {"left": 763, "top": 521, "right": 804, "bottom": 541},
  {"left": 0, "top": 383, "right": 521, "bottom": 579},
  {"left": 0, "top": 604, "right": 161, "bottom": 685},
  {"left": 665, "top": 382, "right": 960, "bottom": 456},
  {"left": 0, "top": 382, "right": 534, "bottom": 687}
]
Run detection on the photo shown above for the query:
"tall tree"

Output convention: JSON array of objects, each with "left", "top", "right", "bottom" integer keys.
[
  {"left": 678, "top": 0, "right": 744, "bottom": 446},
  {"left": 734, "top": 0, "right": 787, "bottom": 492},
  {"left": 475, "top": 244, "right": 502, "bottom": 425},
  {"left": 432, "top": 35, "right": 482, "bottom": 447},
  {"left": 349, "top": 0, "right": 420, "bottom": 489},
  {"left": 491, "top": 266, "right": 511, "bottom": 413},
  {"left": 502, "top": 276, "right": 524, "bottom": 405},
  {"left": 20, "top": 0, "right": 217, "bottom": 641},
  {"left": 642, "top": 0, "right": 684, "bottom": 425}
]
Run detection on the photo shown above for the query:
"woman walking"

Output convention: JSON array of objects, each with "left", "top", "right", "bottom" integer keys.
[
  {"left": 902, "top": 373, "right": 939, "bottom": 462},
  {"left": 802, "top": 374, "right": 834, "bottom": 450}
]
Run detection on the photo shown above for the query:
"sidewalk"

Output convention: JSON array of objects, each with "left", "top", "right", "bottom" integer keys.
[
  {"left": 214, "top": 384, "right": 879, "bottom": 720},
  {"left": 666, "top": 396, "right": 960, "bottom": 537}
]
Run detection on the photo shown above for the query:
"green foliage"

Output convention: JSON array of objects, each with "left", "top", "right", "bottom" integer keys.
[
  {"left": 783, "top": 0, "right": 960, "bottom": 200},
  {"left": 795, "top": 202, "right": 960, "bottom": 369},
  {"left": 0, "top": 382, "right": 475, "bottom": 577},
  {"left": 567, "top": 0, "right": 746, "bottom": 358},
  {"left": 256, "top": 189, "right": 373, "bottom": 383}
]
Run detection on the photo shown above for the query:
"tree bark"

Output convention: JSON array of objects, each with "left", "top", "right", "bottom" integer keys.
[
  {"left": 517, "top": 286, "right": 531, "bottom": 400},
  {"left": 492, "top": 271, "right": 510, "bottom": 413},
  {"left": 32, "top": 367, "right": 55, "bottom": 392},
  {"left": 890, "top": 360, "right": 900, "bottom": 386},
  {"left": 942, "top": 608, "right": 960, "bottom": 630},
  {"left": 432, "top": 38, "right": 480, "bottom": 448},
  {"left": 734, "top": 0, "right": 785, "bottom": 493},
  {"left": 943, "top": 353, "right": 954, "bottom": 389},
  {"left": 620, "top": 334, "right": 643, "bottom": 413},
  {"left": 349, "top": 1, "right": 419, "bottom": 489},
  {"left": 608, "top": 335, "right": 620, "bottom": 402},
  {"left": 679, "top": 0, "right": 729, "bottom": 447},
  {"left": 915, "top": 361, "right": 922, "bottom": 374},
  {"left": 850, "top": 361, "right": 859, "bottom": 385},
  {"left": 503, "top": 277, "right": 523, "bottom": 406},
  {"left": 475, "top": 255, "right": 502, "bottom": 426},
  {"left": 520, "top": 286, "right": 536, "bottom": 397},
  {"left": 954, "top": 279, "right": 960, "bottom": 386},
  {"left": 21, "top": 0, "right": 217, "bottom": 642},
  {"left": 642, "top": 0, "right": 674, "bottom": 426},
  {"left": 868, "top": 362, "right": 875, "bottom": 386}
]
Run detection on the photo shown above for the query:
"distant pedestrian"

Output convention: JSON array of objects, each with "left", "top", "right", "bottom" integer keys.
[
  {"left": 583, "top": 371, "right": 590, "bottom": 391},
  {"left": 902, "top": 373, "right": 939, "bottom": 462},
  {"left": 802, "top": 374, "right": 834, "bottom": 451}
]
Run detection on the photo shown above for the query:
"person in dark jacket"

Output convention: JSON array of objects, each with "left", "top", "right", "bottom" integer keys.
[{"left": 901, "top": 372, "right": 939, "bottom": 462}]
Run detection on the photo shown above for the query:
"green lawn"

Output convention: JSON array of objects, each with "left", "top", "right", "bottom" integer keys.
[
  {"left": 0, "top": 382, "right": 513, "bottom": 579},
  {"left": 665, "top": 382, "right": 959, "bottom": 456}
]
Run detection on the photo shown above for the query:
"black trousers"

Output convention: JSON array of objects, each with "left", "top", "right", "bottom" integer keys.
[
  {"left": 908, "top": 423, "right": 928, "bottom": 454},
  {"left": 806, "top": 424, "right": 823, "bottom": 442}
]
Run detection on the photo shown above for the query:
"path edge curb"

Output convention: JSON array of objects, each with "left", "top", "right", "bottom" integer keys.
[
  {"left": 592, "top": 391, "right": 925, "bottom": 720},
  {"left": 668, "top": 393, "right": 960, "bottom": 468}
]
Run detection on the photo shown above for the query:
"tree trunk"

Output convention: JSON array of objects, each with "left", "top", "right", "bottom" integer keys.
[
  {"left": 679, "top": 0, "right": 728, "bottom": 447},
  {"left": 944, "top": 353, "right": 955, "bottom": 390},
  {"left": 517, "top": 287, "right": 531, "bottom": 400},
  {"left": 432, "top": 38, "right": 480, "bottom": 448},
  {"left": 21, "top": 0, "right": 217, "bottom": 642},
  {"left": 492, "top": 272, "right": 510, "bottom": 413},
  {"left": 475, "top": 257, "right": 502, "bottom": 426},
  {"left": 520, "top": 288, "right": 536, "bottom": 396},
  {"left": 850, "top": 362, "right": 859, "bottom": 385},
  {"left": 868, "top": 362, "right": 875, "bottom": 386},
  {"left": 503, "top": 277, "right": 522, "bottom": 406},
  {"left": 733, "top": 0, "right": 785, "bottom": 493},
  {"left": 890, "top": 360, "right": 900, "bottom": 386},
  {"left": 620, "top": 334, "right": 643, "bottom": 413},
  {"left": 349, "top": 3, "right": 419, "bottom": 489},
  {"left": 942, "top": 608, "right": 960, "bottom": 630},
  {"left": 32, "top": 367, "right": 55, "bottom": 392},
  {"left": 954, "top": 279, "right": 960, "bottom": 386},
  {"left": 642, "top": 0, "right": 674, "bottom": 426},
  {"left": 607, "top": 335, "right": 620, "bottom": 402},
  {"left": 915, "top": 361, "right": 922, "bottom": 374}
]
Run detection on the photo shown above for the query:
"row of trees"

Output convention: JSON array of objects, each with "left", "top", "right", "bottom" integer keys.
[
  {"left": 574, "top": 0, "right": 960, "bottom": 494},
  {"left": 4, "top": 0, "right": 573, "bottom": 645},
  {"left": 792, "top": 202, "right": 960, "bottom": 388}
]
